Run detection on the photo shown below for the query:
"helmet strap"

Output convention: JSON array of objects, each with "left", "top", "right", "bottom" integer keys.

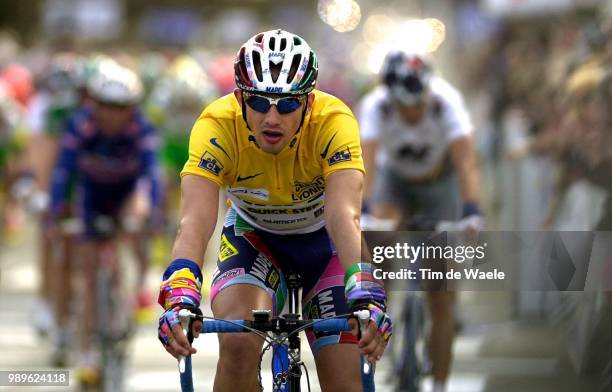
[
  {"left": 293, "top": 96, "right": 309, "bottom": 137},
  {"left": 240, "top": 93, "right": 252, "bottom": 131}
]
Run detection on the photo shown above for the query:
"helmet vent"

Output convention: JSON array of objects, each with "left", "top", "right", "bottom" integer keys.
[
  {"left": 287, "top": 54, "right": 301, "bottom": 85},
  {"left": 252, "top": 51, "right": 263, "bottom": 82},
  {"left": 254, "top": 33, "right": 264, "bottom": 43},
  {"left": 293, "top": 36, "right": 301, "bottom": 46},
  {"left": 269, "top": 37, "right": 275, "bottom": 50},
  {"left": 270, "top": 63, "right": 282, "bottom": 83},
  {"left": 280, "top": 38, "right": 287, "bottom": 51}
]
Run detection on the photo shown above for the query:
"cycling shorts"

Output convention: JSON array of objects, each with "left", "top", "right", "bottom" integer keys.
[
  {"left": 372, "top": 166, "right": 460, "bottom": 222},
  {"left": 79, "top": 181, "right": 136, "bottom": 238},
  {"left": 211, "top": 208, "right": 358, "bottom": 354}
]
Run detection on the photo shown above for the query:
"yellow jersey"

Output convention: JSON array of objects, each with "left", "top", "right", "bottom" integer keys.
[{"left": 181, "top": 90, "right": 364, "bottom": 234}]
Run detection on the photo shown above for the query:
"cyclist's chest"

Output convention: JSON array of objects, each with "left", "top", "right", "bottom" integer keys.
[
  {"left": 78, "top": 135, "right": 141, "bottom": 178},
  {"left": 229, "top": 150, "right": 324, "bottom": 205},
  {"left": 382, "top": 115, "right": 449, "bottom": 157}
]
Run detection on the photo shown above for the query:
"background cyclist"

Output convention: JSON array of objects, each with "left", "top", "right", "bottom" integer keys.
[
  {"left": 359, "top": 50, "right": 483, "bottom": 392},
  {"left": 48, "top": 60, "right": 161, "bottom": 384}
]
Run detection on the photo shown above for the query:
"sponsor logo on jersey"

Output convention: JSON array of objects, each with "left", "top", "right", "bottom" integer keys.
[
  {"left": 320, "top": 132, "right": 337, "bottom": 159},
  {"left": 327, "top": 146, "right": 351, "bottom": 166},
  {"left": 397, "top": 144, "right": 430, "bottom": 161},
  {"left": 210, "top": 138, "right": 231, "bottom": 159},
  {"left": 245, "top": 202, "right": 321, "bottom": 215},
  {"left": 198, "top": 151, "right": 223, "bottom": 175},
  {"left": 314, "top": 206, "right": 324, "bottom": 218},
  {"left": 236, "top": 172, "right": 263, "bottom": 182},
  {"left": 292, "top": 175, "right": 325, "bottom": 202},
  {"left": 219, "top": 233, "right": 239, "bottom": 262},
  {"left": 228, "top": 187, "right": 269, "bottom": 201}
]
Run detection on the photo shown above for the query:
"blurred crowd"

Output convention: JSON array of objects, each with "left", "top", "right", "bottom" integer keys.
[{"left": 458, "top": 1, "right": 612, "bottom": 231}]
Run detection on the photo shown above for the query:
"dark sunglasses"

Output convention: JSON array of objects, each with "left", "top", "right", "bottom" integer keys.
[{"left": 243, "top": 92, "right": 305, "bottom": 114}]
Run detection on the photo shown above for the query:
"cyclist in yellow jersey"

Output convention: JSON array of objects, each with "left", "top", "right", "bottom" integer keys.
[{"left": 157, "top": 30, "right": 392, "bottom": 391}]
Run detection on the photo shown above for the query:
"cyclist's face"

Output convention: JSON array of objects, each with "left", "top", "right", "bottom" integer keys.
[
  {"left": 235, "top": 89, "right": 313, "bottom": 154},
  {"left": 397, "top": 101, "right": 426, "bottom": 125},
  {"left": 94, "top": 101, "right": 134, "bottom": 135}
]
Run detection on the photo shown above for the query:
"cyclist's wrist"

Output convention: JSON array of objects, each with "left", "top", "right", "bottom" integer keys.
[
  {"left": 158, "top": 258, "right": 203, "bottom": 310},
  {"left": 344, "top": 262, "right": 387, "bottom": 311}
]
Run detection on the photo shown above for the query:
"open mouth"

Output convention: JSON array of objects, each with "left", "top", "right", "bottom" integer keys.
[{"left": 262, "top": 130, "right": 284, "bottom": 144}]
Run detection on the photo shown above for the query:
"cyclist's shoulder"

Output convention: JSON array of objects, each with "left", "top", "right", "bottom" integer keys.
[
  {"left": 429, "top": 77, "right": 465, "bottom": 107},
  {"left": 358, "top": 86, "right": 389, "bottom": 115},
  {"left": 190, "top": 94, "right": 240, "bottom": 150},
  {"left": 64, "top": 105, "right": 94, "bottom": 135},
  {"left": 131, "top": 108, "right": 157, "bottom": 134},
  {"left": 199, "top": 93, "right": 240, "bottom": 122},
  {"left": 310, "top": 89, "right": 355, "bottom": 119}
]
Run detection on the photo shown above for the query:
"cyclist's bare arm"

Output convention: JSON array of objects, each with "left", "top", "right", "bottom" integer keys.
[
  {"left": 171, "top": 175, "right": 219, "bottom": 264},
  {"left": 164, "top": 174, "right": 219, "bottom": 358},
  {"left": 324, "top": 169, "right": 387, "bottom": 362},
  {"left": 449, "top": 135, "right": 480, "bottom": 203},
  {"left": 325, "top": 169, "right": 363, "bottom": 270},
  {"left": 361, "top": 141, "right": 378, "bottom": 201}
]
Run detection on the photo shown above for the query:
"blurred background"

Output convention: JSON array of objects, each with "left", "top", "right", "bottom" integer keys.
[{"left": 0, "top": 0, "right": 611, "bottom": 391}]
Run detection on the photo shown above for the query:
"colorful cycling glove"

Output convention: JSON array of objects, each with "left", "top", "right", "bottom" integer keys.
[
  {"left": 158, "top": 259, "right": 202, "bottom": 346},
  {"left": 344, "top": 262, "right": 393, "bottom": 342}
]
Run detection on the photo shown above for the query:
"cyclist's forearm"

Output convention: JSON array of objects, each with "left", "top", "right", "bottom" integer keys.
[
  {"left": 49, "top": 148, "right": 77, "bottom": 213},
  {"left": 362, "top": 141, "right": 378, "bottom": 200},
  {"left": 328, "top": 212, "right": 362, "bottom": 271},
  {"left": 169, "top": 175, "right": 220, "bottom": 267},
  {"left": 325, "top": 170, "right": 363, "bottom": 270},
  {"left": 450, "top": 136, "right": 480, "bottom": 203}
]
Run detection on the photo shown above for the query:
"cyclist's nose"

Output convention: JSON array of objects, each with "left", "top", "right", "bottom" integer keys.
[{"left": 262, "top": 104, "right": 282, "bottom": 124}]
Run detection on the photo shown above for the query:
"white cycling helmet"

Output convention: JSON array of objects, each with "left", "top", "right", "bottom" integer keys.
[
  {"left": 87, "top": 62, "right": 143, "bottom": 106},
  {"left": 234, "top": 29, "right": 318, "bottom": 96},
  {"left": 381, "top": 50, "right": 433, "bottom": 106}
]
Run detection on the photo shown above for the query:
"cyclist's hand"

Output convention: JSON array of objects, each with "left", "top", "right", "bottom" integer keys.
[
  {"left": 157, "top": 259, "right": 204, "bottom": 358},
  {"left": 345, "top": 263, "right": 393, "bottom": 363},
  {"left": 158, "top": 305, "right": 202, "bottom": 358},
  {"left": 460, "top": 202, "right": 484, "bottom": 234},
  {"left": 349, "top": 305, "right": 392, "bottom": 363},
  {"left": 459, "top": 214, "right": 484, "bottom": 233}
]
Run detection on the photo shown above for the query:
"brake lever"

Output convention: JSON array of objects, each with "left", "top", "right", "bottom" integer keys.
[
  {"left": 354, "top": 309, "right": 372, "bottom": 374},
  {"left": 178, "top": 309, "right": 195, "bottom": 373}
]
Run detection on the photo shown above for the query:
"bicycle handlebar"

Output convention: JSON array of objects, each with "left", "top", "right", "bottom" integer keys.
[{"left": 177, "top": 309, "right": 371, "bottom": 392}]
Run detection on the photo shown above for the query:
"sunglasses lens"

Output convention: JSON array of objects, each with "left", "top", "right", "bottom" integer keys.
[
  {"left": 277, "top": 98, "right": 302, "bottom": 114},
  {"left": 246, "top": 95, "right": 272, "bottom": 113},
  {"left": 245, "top": 94, "right": 303, "bottom": 114}
]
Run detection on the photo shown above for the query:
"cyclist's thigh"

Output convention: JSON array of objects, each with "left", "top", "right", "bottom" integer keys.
[
  {"left": 371, "top": 166, "right": 412, "bottom": 217},
  {"left": 80, "top": 183, "right": 133, "bottom": 238},
  {"left": 210, "top": 211, "right": 286, "bottom": 316},
  {"left": 211, "top": 284, "right": 271, "bottom": 319},
  {"left": 301, "top": 254, "right": 358, "bottom": 354},
  {"left": 410, "top": 173, "right": 461, "bottom": 222}
]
